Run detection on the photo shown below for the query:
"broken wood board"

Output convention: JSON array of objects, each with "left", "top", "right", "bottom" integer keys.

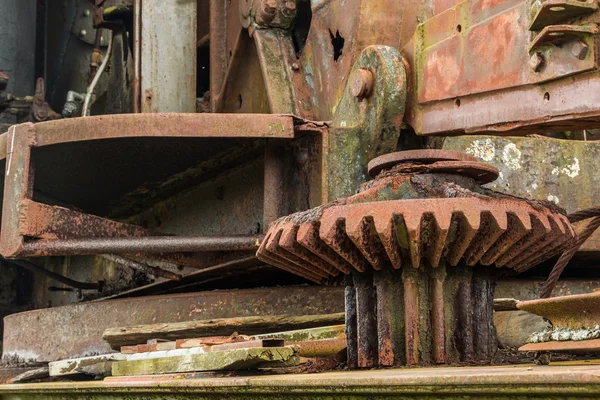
[
  {"left": 112, "top": 347, "right": 298, "bottom": 376},
  {"left": 256, "top": 324, "right": 346, "bottom": 342},
  {"left": 49, "top": 354, "right": 127, "bottom": 377},
  {"left": 104, "top": 313, "right": 345, "bottom": 349}
]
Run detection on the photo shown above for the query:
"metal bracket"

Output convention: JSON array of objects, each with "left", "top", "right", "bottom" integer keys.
[{"left": 529, "top": 0, "right": 598, "bottom": 31}]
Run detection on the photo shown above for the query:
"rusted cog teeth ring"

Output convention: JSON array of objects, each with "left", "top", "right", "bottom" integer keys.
[{"left": 257, "top": 197, "right": 575, "bottom": 284}]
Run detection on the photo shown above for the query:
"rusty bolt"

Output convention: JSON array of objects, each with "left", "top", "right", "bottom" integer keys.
[
  {"left": 529, "top": 52, "right": 544, "bottom": 72},
  {"left": 571, "top": 40, "right": 589, "bottom": 60},
  {"left": 282, "top": 1, "right": 297, "bottom": 17},
  {"left": 79, "top": 29, "right": 87, "bottom": 38},
  {"left": 350, "top": 69, "right": 374, "bottom": 100},
  {"left": 291, "top": 63, "right": 300, "bottom": 71},
  {"left": 257, "top": 0, "right": 278, "bottom": 25}
]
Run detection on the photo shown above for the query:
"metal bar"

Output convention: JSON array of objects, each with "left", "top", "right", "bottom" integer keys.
[
  {"left": 209, "top": 0, "right": 227, "bottom": 112},
  {"left": 263, "top": 142, "right": 286, "bottom": 230},
  {"left": 353, "top": 272, "right": 377, "bottom": 369},
  {"left": 133, "top": 0, "right": 141, "bottom": 113},
  {"left": 19, "top": 200, "right": 147, "bottom": 240},
  {"left": 99, "top": 254, "right": 182, "bottom": 281},
  {"left": 344, "top": 275, "right": 358, "bottom": 369},
  {"left": 402, "top": 267, "right": 420, "bottom": 366},
  {"left": 19, "top": 235, "right": 263, "bottom": 257},
  {"left": 8, "top": 259, "right": 101, "bottom": 290}
]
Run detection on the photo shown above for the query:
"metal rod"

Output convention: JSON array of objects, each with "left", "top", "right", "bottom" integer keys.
[
  {"left": 133, "top": 0, "right": 142, "bottom": 113},
  {"left": 7, "top": 259, "right": 102, "bottom": 290},
  {"left": 20, "top": 235, "right": 263, "bottom": 257},
  {"left": 99, "top": 254, "right": 182, "bottom": 281}
]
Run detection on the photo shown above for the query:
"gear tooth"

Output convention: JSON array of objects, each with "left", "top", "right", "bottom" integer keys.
[
  {"left": 258, "top": 251, "right": 324, "bottom": 284},
  {"left": 463, "top": 208, "right": 482, "bottom": 230},
  {"left": 513, "top": 208, "right": 533, "bottom": 231},
  {"left": 508, "top": 215, "right": 562, "bottom": 267},
  {"left": 297, "top": 222, "right": 354, "bottom": 274},
  {"left": 320, "top": 218, "right": 371, "bottom": 273},
  {"left": 257, "top": 229, "right": 274, "bottom": 259},
  {"left": 267, "top": 229, "right": 331, "bottom": 279},
  {"left": 559, "top": 214, "right": 576, "bottom": 238},
  {"left": 280, "top": 224, "right": 341, "bottom": 278},
  {"left": 445, "top": 212, "right": 478, "bottom": 266},
  {"left": 494, "top": 213, "right": 546, "bottom": 267},
  {"left": 427, "top": 210, "right": 452, "bottom": 268},
  {"left": 481, "top": 212, "right": 529, "bottom": 266},
  {"left": 549, "top": 214, "right": 566, "bottom": 235},
  {"left": 373, "top": 213, "right": 403, "bottom": 269},
  {"left": 464, "top": 211, "right": 505, "bottom": 266},
  {"left": 402, "top": 212, "right": 422, "bottom": 268},
  {"left": 513, "top": 236, "right": 573, "bottom": 273},
  {"left": 346, "top": 216, "right": 391, "bottom": 271}
]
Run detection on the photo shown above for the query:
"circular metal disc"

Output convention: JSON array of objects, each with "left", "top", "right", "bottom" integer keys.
[{"left": 368, "top": 149, "right": 480, "bottom": 178}]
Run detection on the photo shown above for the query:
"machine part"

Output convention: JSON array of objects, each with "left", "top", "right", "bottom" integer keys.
[
  {"left": 258, "top": 150, "right": 575, "bottom": 367},
  {"left": 62, "top": 91, "right": 85, "bottom": 118},
  {"left": 83, "top": 31, "right": 113, "bottom": 116},
  {"left": 0, "top": 71, "right": 14, "bottom": 113},
  {"left": 0, "top": 114, "right": 296, "bottom": 259},
  {"left": 19, "top": 235, "right": 263, "bottom": 257},
  {"left": 327, "top": 45, "right": 407, "bottom": 200},
  {"left": 518, "top": 291, "right": 600, "bottom": 352},
  {"left": 72, "top": 0, "right": 111, "bottom": 46},
  {"left": 138, "top": 0, "right": 196, "bottom": 113},
  {"left": 30, "top": 78, "right": 61, "bottom": 122},
  {"left": 402, "top": 0, "right": 600, "bottom": 136},
  {"left": 2, "top": 286, "right": 344, "bottom": 362}
]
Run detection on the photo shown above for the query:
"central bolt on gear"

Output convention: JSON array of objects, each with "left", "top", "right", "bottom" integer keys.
[{"left": 257, "top": 150, "right": 576, "bottom": 368}]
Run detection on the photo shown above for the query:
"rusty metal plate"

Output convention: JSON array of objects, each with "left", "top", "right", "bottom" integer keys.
[
  {"left": 517, "top": 291, "right": 600, "bottom": 329},
  {"left": 1, "top": 286, "right": 344, "bottom": 363},
  {"left": 367, "top": 149, "right": 478, "bottom": 177}
]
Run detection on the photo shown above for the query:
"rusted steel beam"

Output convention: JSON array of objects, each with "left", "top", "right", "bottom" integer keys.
[
  {"left": 19, "top": 200, "right": 147, "bottom": 240},
  {"left": 99, "top": 254, "right": 182, "bottom": 281},
  {"left": 18, "top": 235, "right": 263, "bottom": 257}
]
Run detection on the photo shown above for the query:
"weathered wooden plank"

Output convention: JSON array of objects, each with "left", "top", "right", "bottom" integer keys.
[
  {"left": 493, "top": 298, "right": 520, "bottom": 312},
  {"left": 49, "top": 354, "right": 127, "bottom": 377},
  {"left": 104, "top": 313, "right": 345, "bottom": 349},
  {"left": 121, "top": 341, "right": 177, "bottom": 354},
  {"left": 112, "top": 347, "right": 298, "bottom": 376}
]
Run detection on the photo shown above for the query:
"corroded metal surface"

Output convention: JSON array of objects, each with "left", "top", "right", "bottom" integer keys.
[
  {"left": 3, "top": 364, "right": 600, "bottom": 398},
  {"left": 367, "top": 150, "right": 478, "bottom": 178},
  {"left": 258, "top": 150, "right": 575, "bottom": 367},
  {"left": 518, "top": 291, "right": 600, "bottom": 329},
  {"left": 518, "top": 291, "right": 600, "bottom": 352},
  {"left": 2, "top": 286, "right": 344, "bottom": 363}
]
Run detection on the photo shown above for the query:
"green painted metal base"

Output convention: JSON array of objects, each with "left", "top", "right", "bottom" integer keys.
[{"left": 2, "top": 364, "right": 600, "bottom": 399}]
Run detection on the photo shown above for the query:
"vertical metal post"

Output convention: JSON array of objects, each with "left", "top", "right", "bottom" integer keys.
[
  {"left": 354, "top": 271, "right": 377, "bottom": 368},
  {"left": 263, "top": 142, "right": 286, "bottom": 230},
  {"left": 140, "top": 0, "right": 197, "bottom": 113},
  {"left": 344, "top": 275, "right": 358, "bottom": 369},
  {"left": 209, "top": 0, "right": 227, "bottom": 112}
]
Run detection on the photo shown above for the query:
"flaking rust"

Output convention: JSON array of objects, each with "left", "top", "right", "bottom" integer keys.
[{"left": 258, "top": 150, "right": 575, "bottom": 367}]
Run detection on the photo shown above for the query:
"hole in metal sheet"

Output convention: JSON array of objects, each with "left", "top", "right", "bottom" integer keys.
[
  {"left": 455, "top": 98, "right": 461, "bottom": 107},
  {"left": 457, "top": 24, "right": 462, "bottom": 32},
  {"left": 544, "top": 92, "right": 550, "bottom": 102},
  {"left": 329, "top": 29, "right": 345, "bottom": 62},
  {"left": 237, "top": 94, "right": 243, "bottom": 109}
]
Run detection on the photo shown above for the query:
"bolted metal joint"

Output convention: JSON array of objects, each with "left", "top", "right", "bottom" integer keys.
[
  {"left": 281, "top": 1, "right": 297, "bottom": 18},
  {"left": 256, "top": 0, "right": 278, "bottom": 26},
  {"left": 350, "top": 69, "right": 375, "bottom": 100},
  {"left": 529, "top": 52, "right": 545, "bottom": 72},
  {"left": 571, "top": 40, "right": 589, "bottom": 60}
]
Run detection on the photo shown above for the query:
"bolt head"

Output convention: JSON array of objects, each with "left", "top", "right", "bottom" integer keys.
[
  {"left": 529, "top": 52, "right": 544, "bottom": 72},
  {"left": 79, "top": 29, "right": 87, "bottom": 38},
  {"left": 83, "top": 9, "right": 91, "bottom": 17},
  {"left": 257, "top": 0, "right": 278, "bottom": 25},
  {"left": 571, "top": 40, "right": 589, "bottom": 60},
  {"left": 291, "top": 63, "right": 300, "bottom": 71},
  {"left": 350, "top": 69, "right": 374, "bottom": 100}
]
